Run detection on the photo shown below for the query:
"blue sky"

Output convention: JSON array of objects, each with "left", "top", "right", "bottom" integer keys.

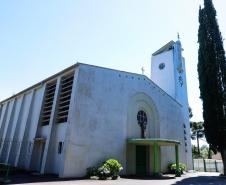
[{"left": 0, "top": 0, "right": 226, "bottom": 122}]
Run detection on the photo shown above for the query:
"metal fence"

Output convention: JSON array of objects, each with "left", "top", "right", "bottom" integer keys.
[{"left": 193, "top": 159, "right": 223, "bottom": 173}]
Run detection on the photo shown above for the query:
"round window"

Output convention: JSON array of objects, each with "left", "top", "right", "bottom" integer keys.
[
  {"left": 137, "top": 110, "right": 148, "bottom": 138},
  {"left": 159, "top": 63, "right": 165, "bottom": 70},
  {"left": 137, "top": 110, "right": 147, "bottom": 126}
]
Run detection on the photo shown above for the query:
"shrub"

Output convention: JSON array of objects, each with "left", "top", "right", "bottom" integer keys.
[
  {"left": 86, "top": 159, "right": 123, "bottom": 180},
  {"left": 97, "top": 166, "right": 110, "bottom": 180},
  {"left": 102, "top": 159, "right": 123, "bottom": 179},
  {"left": 168, "top": 163, "right": 186, "bottom": 174},
  {"left": 86, "top": 167, "right": 98, "bottom": 177}
]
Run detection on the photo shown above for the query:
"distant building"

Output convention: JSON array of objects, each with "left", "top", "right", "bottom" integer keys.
[
  {"left": 212, "top": 153, "right": 222, "bottom": 160},
  {"left": 0, "top": 40, "right": 192, "bottom": 177}
]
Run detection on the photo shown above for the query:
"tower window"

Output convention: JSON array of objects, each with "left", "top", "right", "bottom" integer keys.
[
  {"left": 40, "top": 81, "right": 57, "bottom": 126},
  {"left": 56, "top": 72, "right": 74, "bottom": 123}
]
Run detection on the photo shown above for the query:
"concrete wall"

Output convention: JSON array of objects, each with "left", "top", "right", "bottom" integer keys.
[
  {"left": 7, "top": 95, "right": 24, "bottom": 165},
  {"left": 62, "top": 64, "right": 187, "bottom": 177},
  {"left": 151, "top": 50, "right": 175, "bottom": 98},
  {"left": 0, "top": 87, "right": 46, "bottom": 170},
  {"left": 0, "top": 66, "right": 77, "bottom": 176}
]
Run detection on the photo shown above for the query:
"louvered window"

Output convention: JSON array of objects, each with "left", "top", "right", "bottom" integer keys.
[
  {"left": 56, "top": 73, "right": 74, "bottom": 123},
  {"left": 41, "top": 81, "right": 57, "bottom": 126}
]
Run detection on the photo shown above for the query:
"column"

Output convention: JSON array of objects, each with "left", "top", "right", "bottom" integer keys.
[
  {"left": 153, "top": 142, "right": 159, "bottom": 176},
  {"left": 40, "top": 77, "right": 61, "bottom": 174},
  {"left": 175, "top": 145, "right": 181, "bottom": 177}
]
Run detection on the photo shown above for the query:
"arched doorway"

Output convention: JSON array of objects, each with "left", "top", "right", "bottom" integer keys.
[
  {"left": 126, "top": 93, "right": 160, "bottom": 175},
  {"left": 136, "top": 110, "right": 148, "bottom": 175}
]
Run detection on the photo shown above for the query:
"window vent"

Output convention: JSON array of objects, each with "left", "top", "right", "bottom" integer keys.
[
  {"left": 56, "top": 73, "right": 74, "bottom": 123},
  {"left": 41, "top": 81, "right": 57, "bottom": 126},
  {"left": 58, "top": 141, "right": 64, "bottom": 154}
]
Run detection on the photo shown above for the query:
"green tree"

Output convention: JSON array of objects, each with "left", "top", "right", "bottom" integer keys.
[
  {"left": 201, "top": 145, "right": 214, "bottom": 159},
  {"left": 189, "top": 107, "right": 193, "bottom": 119},
  {"left": 192, "top": 145, "right": 213, "bottom": 159},
  {"left": 190, "top": 122, "right": 205, "bottom": 156},
  {"left": 198, "top": 0, "right": 226, "bottom": 175}
]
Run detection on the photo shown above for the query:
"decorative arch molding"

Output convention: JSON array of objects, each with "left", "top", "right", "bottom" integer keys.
[
  {"left": 127, "top": 92, "right": 160, "bottom": 139},
  {"left": 126, "top": 92, "right": 160, "bottom": 175}
]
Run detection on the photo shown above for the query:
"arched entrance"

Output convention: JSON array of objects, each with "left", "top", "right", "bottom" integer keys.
[
  {"left": 126, "top": 92, "right": 160, "bottom": 175},
  {"left": 126, "top": 93, "right": 181, "bottom": 177}
]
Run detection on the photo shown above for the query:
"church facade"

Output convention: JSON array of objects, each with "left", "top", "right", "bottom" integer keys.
[{"left": 0, "top": 40, "right": 192, "bottom": 177}]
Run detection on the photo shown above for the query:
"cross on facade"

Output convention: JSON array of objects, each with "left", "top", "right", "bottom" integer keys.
[
  {"left": 177, "top": 32, "right": 180, "bottom": 40},
  {"left": 141, "top": 67, "right": 145, "bottom": 75}
]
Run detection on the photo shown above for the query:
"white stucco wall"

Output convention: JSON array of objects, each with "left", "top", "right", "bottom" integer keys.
[
  {"left": 23, "top": 87, "right": 45, "bottom": 169},
  {"left": 62, "top": 64, "right": 187, "bottom": 177},
  {"left": 151, "top": 50, "right": 175, "bottom": 98},
  {"left": 7, "top": 95, "right": 24, "bottom": 165},
  {"left": 0, "top": 65, "right": 77, "bottom": 176},
  {"left": 0, "top": 87, "right": 46, "bottom": 169},
  {"left": 0, "top": 99, "right": 15, "bottom": 161}
]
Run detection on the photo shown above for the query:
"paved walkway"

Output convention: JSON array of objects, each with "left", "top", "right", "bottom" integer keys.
[{"left": 7, "top": 172, "right": 226, "bottom": 185}]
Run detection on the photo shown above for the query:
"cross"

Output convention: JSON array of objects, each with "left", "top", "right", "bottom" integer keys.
[
  {"left": 177, "top": 32, "right": 180, "bottom": 40},
  {"left": 141, "top": 67, "right": 145, "bottom": 75}
]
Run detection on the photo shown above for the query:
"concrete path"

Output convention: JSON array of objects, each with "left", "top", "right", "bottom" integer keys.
[{"left": 10, "top": 172, "right": 226, "bottom": 185}]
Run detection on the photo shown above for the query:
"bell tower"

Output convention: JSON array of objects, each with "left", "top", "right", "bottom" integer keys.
[
  {"left": 151, "top": 38, "right": 192, "bottom": 170},
  {"left": 151, "top": 39, "right": 189, "bottom": 113}
]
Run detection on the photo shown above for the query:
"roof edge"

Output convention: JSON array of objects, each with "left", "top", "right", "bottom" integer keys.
[
  {"left": 152, "top": 40, "right": 175, "bottom": 56},
  {"left": 0, "top": 62, "right": 182, "bottom": 108},
  {"left": 0, "top": 63, "right": 80, "bottom": 104},
  {"left": 78, "top": 63, "right": 182, "bottom": 107}
]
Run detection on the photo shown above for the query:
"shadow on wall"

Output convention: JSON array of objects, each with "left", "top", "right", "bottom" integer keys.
[{"left": 171, "top": 175, "right": 226, "bottom": 185}]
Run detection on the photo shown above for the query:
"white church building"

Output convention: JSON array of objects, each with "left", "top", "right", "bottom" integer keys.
[{"left": 0, "top": 40, "right": 192, "bottom": 177}]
